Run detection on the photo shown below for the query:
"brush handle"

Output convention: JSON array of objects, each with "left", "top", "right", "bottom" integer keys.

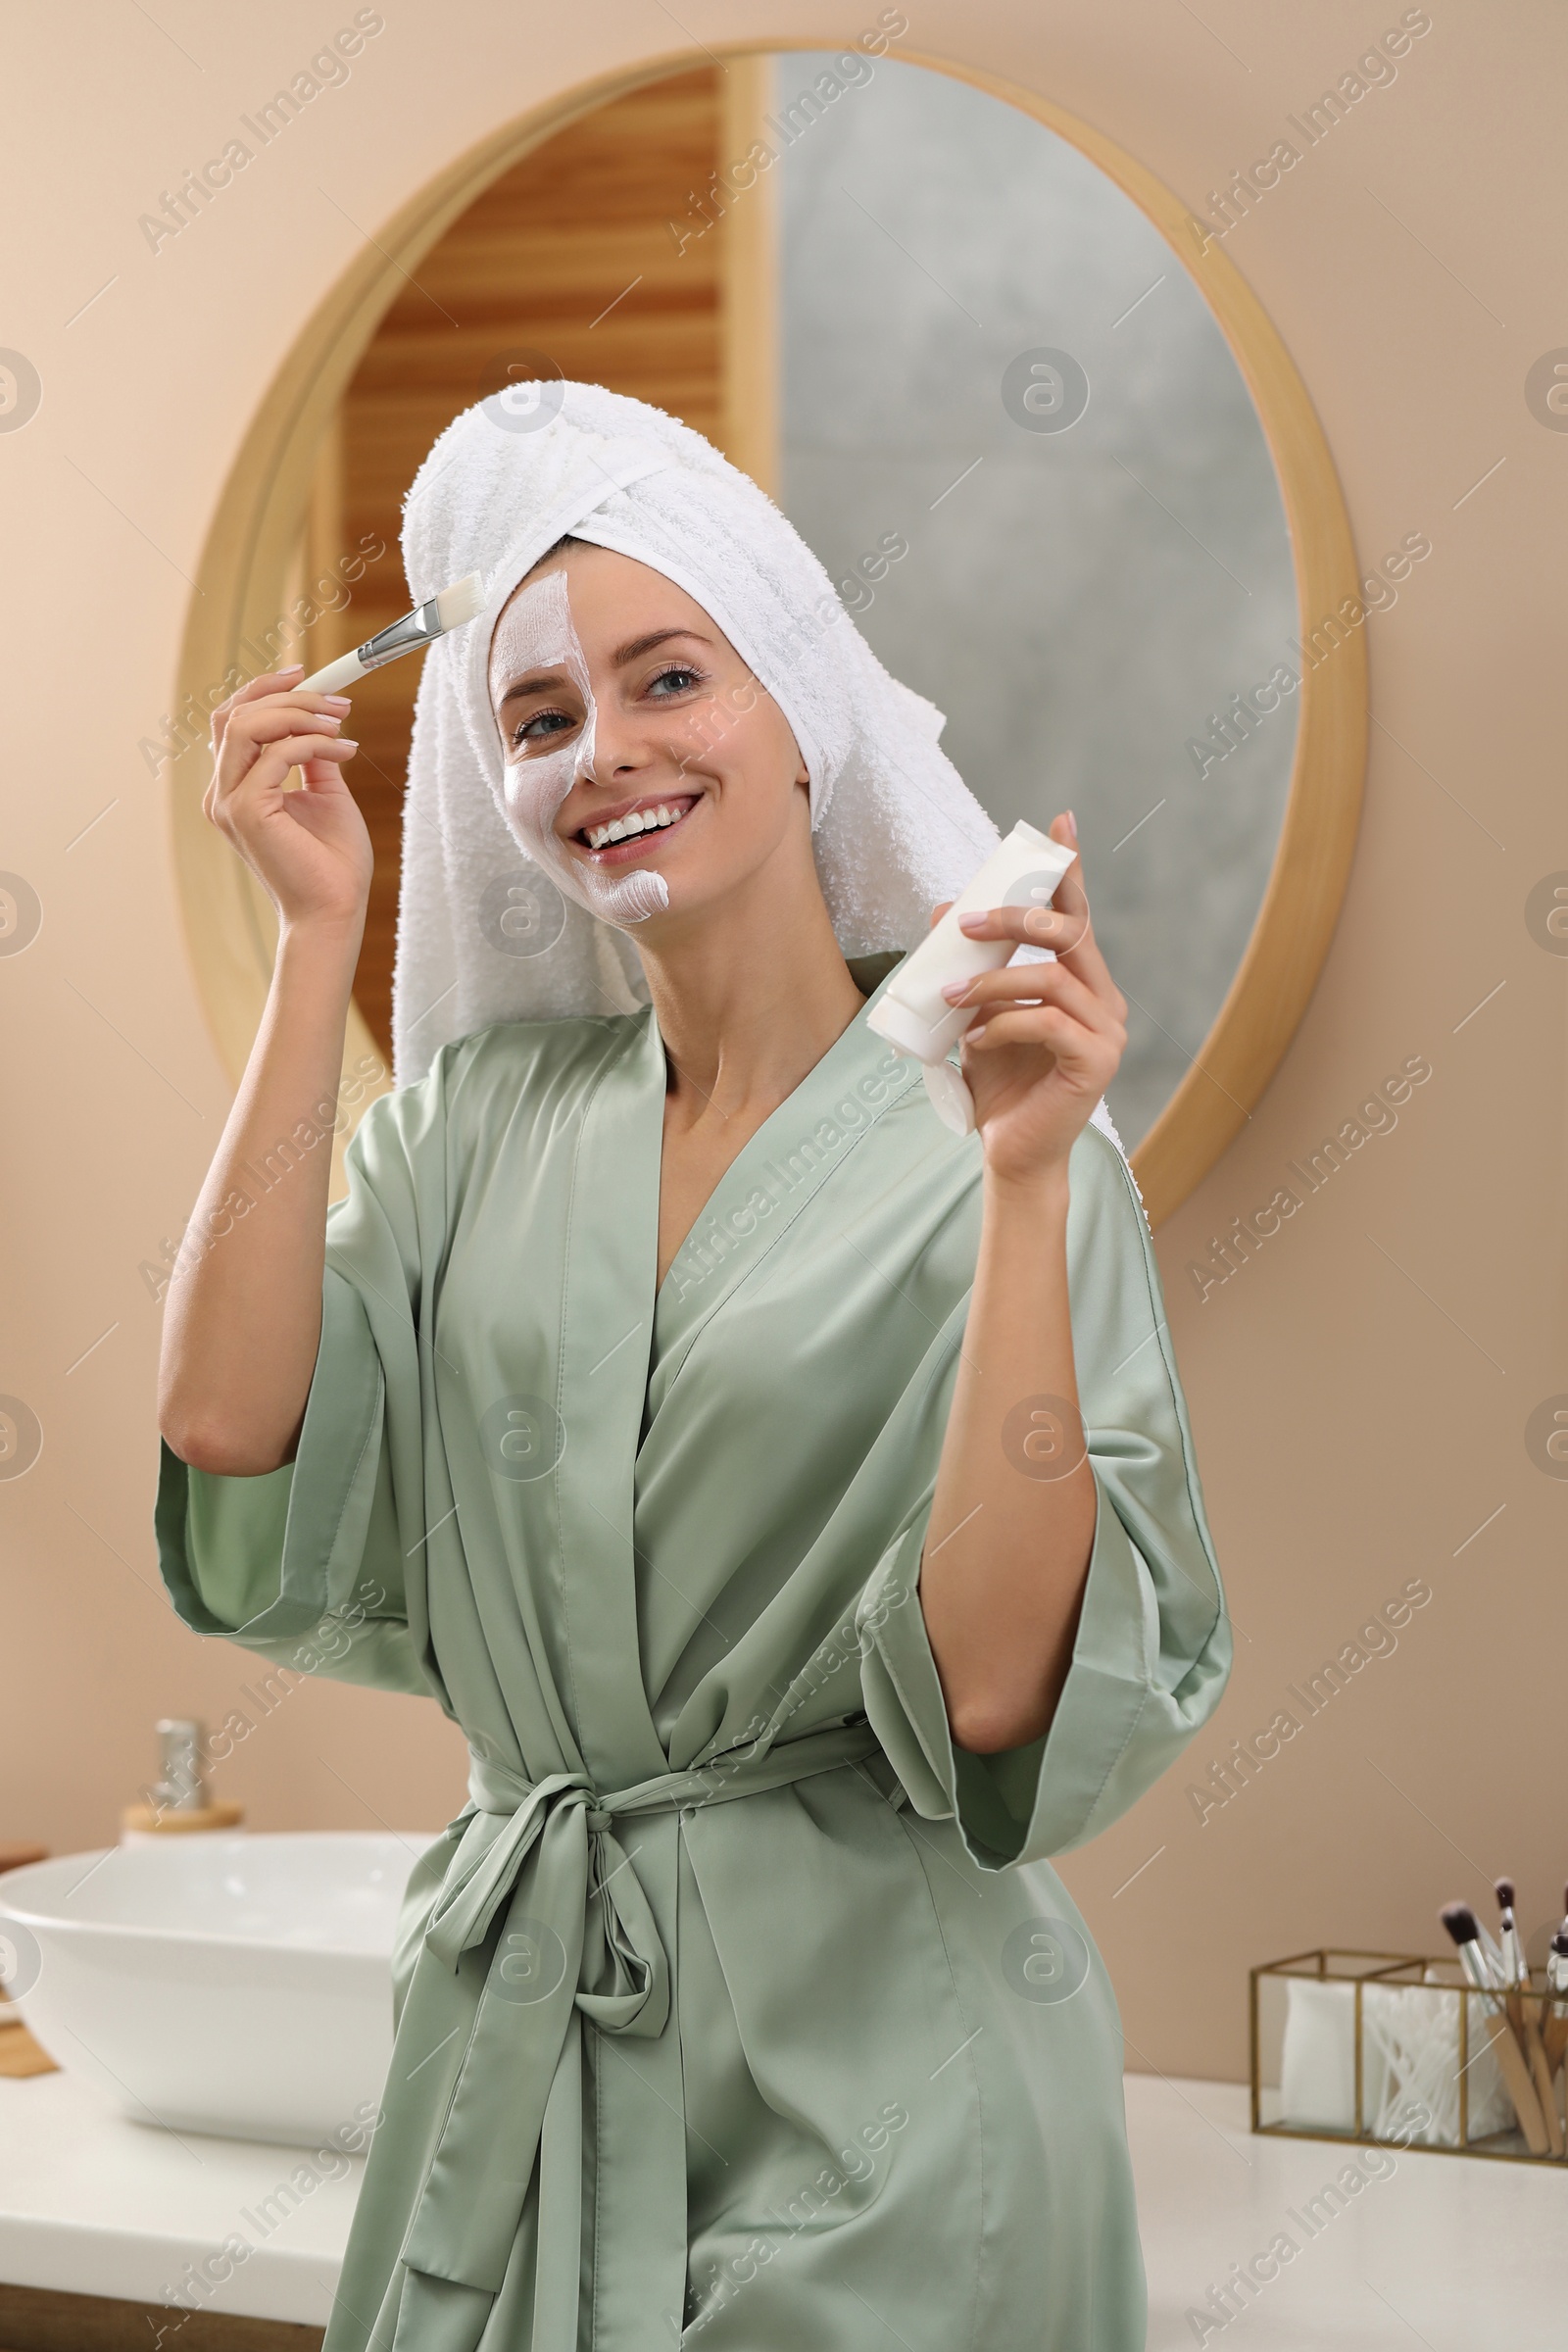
[
  {"left": 298, "top": 651, "right": 368, "bottom": 694},
  {"left": 1522, "top": 2013, "right": 1565, "bottom": 2153},
  {"left": 1480, "top": 2008, "right": 1550, "bottom": 2154}
]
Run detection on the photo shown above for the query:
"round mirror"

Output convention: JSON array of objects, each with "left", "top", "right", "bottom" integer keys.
[{"left": 169, "top": 46, "right": 1365, "bottom": 1224}]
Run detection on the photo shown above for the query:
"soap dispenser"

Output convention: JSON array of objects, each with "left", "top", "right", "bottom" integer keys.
[{"left": 122, "top": 1718, "right": 244, "bottom": 1841}]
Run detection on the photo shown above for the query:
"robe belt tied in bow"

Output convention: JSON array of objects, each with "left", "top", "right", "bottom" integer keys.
[{"left": 398, "top": 1718, "right": 886, "bottom": 2304}]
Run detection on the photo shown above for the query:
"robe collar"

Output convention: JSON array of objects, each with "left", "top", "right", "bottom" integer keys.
[{"left": 553, "top": 955, "right": 925, "bottom": 1786}]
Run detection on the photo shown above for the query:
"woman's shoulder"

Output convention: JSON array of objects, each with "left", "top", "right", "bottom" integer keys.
[
  {"left": 446, "top": 1008, "right": 645, "bottom": 1085},
  {"left": 439, "top": 1010, "right": 652, "bottom": 1135},
  {"left": 352, "top": 1010, "right": 651, "bottom": 1170}
]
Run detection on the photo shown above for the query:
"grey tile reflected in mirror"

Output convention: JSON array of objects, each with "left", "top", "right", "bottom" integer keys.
[{"left": 774, "top": 56, "right": 1299, "bottom": 1148}]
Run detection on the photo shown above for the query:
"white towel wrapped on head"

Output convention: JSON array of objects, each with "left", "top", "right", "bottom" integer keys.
[{"left": 390, "top": 378, "right": 1124, "bottom": 1156}]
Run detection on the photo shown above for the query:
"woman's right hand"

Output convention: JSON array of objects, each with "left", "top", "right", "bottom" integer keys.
[{"left": 204, "top": 665, "right": 372, "bottom": 933}]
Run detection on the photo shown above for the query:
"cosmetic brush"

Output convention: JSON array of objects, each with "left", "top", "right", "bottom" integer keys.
[
  {"left": 1471, "top": 1905, "right": 1508, "bottom": 1988},
  {"left": 1544, "top": 1932, "right": 1568, "bottom": 2077},
  {"left": 1493, "top": 1880, "right": 1564, "bottom": 2150},
  {"left": 1439, "top": 1902, "right": 1550, "bottom": 2154},
  {"left": 298, "top": 572, "right": 484, "bottom": 694},
  {"left": 1494, "top": 1878, "right": 1529, "bottom": 1988}
]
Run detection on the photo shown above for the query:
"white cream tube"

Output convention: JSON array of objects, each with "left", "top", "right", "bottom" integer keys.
[{"left": 866, "top": 818, "right": 1077, "bottom": 1135}]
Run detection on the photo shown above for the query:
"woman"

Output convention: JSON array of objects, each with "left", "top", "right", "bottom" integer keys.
[{"left": 157, "top": 384, "right": 1229, "bottom": 2351}]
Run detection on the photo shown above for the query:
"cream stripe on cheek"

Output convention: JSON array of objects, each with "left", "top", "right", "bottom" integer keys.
[{"left": 489, "top": 567, "right": 668, "bottom": 926}]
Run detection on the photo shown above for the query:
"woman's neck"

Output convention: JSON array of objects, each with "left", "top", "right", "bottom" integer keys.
[{"left": 635, "top": 858, "right": 868, "bottom": 1130}]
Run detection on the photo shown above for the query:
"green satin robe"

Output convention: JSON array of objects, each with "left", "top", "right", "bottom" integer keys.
[{"left": 155, "top": 961, "right": 1230, "bottom": 2352}]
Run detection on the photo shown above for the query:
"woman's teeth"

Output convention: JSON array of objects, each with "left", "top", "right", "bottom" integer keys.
[{"left": 583, "top": 801, "right": 690, "bottom": 851}]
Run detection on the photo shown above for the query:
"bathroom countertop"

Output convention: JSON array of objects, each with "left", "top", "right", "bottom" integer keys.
[
  {"left": 1129, "top": 2071, "right": 1568, "bottom": 2348},
  {"left": 0, "top": 2068, "right": 359, "bottom": 2326},
  {"left": 2, "top": 2069, "right": 1563, "bottom": 2336}
]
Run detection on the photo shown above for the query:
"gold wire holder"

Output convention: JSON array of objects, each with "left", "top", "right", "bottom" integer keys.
[{"left": 1250, "top": 1948, "right": 1568, "bottom": 2167}]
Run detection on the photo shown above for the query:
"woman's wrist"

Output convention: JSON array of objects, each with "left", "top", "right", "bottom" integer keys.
[
  {"left": 275, "top": 910, "right": 367, "bottom": 977},
  {"left": 260, "top": 918, "right": 365, "bottom": 1079},
  {"left": 981, "top": 1158, "right": 1072, "bottom": 1223}
]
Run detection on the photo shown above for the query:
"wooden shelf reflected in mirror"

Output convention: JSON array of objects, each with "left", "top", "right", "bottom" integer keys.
[{"left": 300, "top": 62, "right": 775, "bottom": 1063}]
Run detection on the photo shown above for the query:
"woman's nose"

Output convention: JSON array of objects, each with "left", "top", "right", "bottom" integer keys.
[{"left": 585, "top": 700, "right": 654, "bottom": 779}]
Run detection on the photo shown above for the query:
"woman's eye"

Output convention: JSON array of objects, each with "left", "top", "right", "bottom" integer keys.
[
  {"left": 646, "top": 665, "right": 703, "bottom": 699},
  {"left": 513, "top": 708, "right": 577, "bottom": 749}
]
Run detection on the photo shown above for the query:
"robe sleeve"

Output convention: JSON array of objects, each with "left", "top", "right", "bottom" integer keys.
[
  {"left": 152, "top": 1042, "right": 466, "bottom": 1704},
  {"left": 854, "top": 1122, "right": 1231, "bottom": 1870}
]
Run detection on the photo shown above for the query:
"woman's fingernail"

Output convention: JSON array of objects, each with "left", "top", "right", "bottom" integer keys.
[
  {"left": 1065, "top": 809, "right": 1078, "bottom": 843},
  {"left": 941, "top": 978, "right": 970, "bottom": 1002},
  {"left": 279, "top": 663, "right": 304, "bottom": 675},
  {"left": 323, "top": 694, "right": 353, "bottom": 711},
  {"left": 337, "top": 737, "right": 359, "bottom": 751},
  {"left": 957, "top": 911, "right": 988, "bottom": 934}
]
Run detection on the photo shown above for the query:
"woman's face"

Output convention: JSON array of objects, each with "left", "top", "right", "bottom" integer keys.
[{"left": 486, "top": 544, "right": 809, "bottom": 929}]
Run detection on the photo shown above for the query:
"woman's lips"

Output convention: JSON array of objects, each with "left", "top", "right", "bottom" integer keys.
[{"left": 570, "top": 795, "right": 701, "bottom": 865}]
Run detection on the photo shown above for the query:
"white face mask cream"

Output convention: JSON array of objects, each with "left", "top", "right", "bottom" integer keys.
[
  {"left": 865, "top": 818, "right": 1077, "bottom": 1136},
  {"left": 488, "top": 566, "right": 669, "bottom": 927}
]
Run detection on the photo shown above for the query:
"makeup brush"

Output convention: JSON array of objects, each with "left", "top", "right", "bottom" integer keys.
[
  {"left": 1440, "top": 1902, "right": 1504, "bottom": 2000},
  {"left": 1439, "top": 1902, "right": 1549, "bottom": 2155},
  {"left": 1542, "top": 1933, "right": 1568, "bottom": 2079},
  {"left": 1494, "top": 1878, "right": 1529, "bottom": 1988},
  {"left": 1492, "top": 1880, "right": 1564, "bottom": 2151},
  {"left": 299, "top": 572, "right": 484, "bottom": 694},
  {"left": 1471, "top": 1903, "right": 1508, "bottom": 1988}
]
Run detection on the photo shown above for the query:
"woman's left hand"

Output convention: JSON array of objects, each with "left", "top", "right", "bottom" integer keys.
[{"left": 932, "top": 811, "right": 1127, "bottom": 1190}]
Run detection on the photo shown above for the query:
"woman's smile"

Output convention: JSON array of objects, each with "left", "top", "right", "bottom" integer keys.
[{"left": 568, "top": 789, "right": 704, "bottom": 863}]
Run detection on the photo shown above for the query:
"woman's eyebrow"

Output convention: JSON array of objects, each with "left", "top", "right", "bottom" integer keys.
[
  {"left": 496, "top": 663, "right": 573, "bottom": 712},
  {"left": 612, "top": 627, "right": 710, "bottom": 666}
]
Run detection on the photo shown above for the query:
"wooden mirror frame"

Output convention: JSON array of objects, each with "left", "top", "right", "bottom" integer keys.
[{"left": 167, "top": 43, "right": 1366, "bottom": 1226}]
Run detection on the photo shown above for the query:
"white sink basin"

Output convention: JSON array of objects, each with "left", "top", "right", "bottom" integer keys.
[{"left": 0, "top": 1833, "right": 437, "bottom": 2146}]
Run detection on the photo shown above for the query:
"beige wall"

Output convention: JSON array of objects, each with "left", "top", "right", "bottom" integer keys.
[{"left": 4, "top": 1, "right": 1561, "bottom": 2082}]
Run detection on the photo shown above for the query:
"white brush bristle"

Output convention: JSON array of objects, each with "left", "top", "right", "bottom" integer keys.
[{"left": 433, "top": 571, "right": 485, "bottom": 633}]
